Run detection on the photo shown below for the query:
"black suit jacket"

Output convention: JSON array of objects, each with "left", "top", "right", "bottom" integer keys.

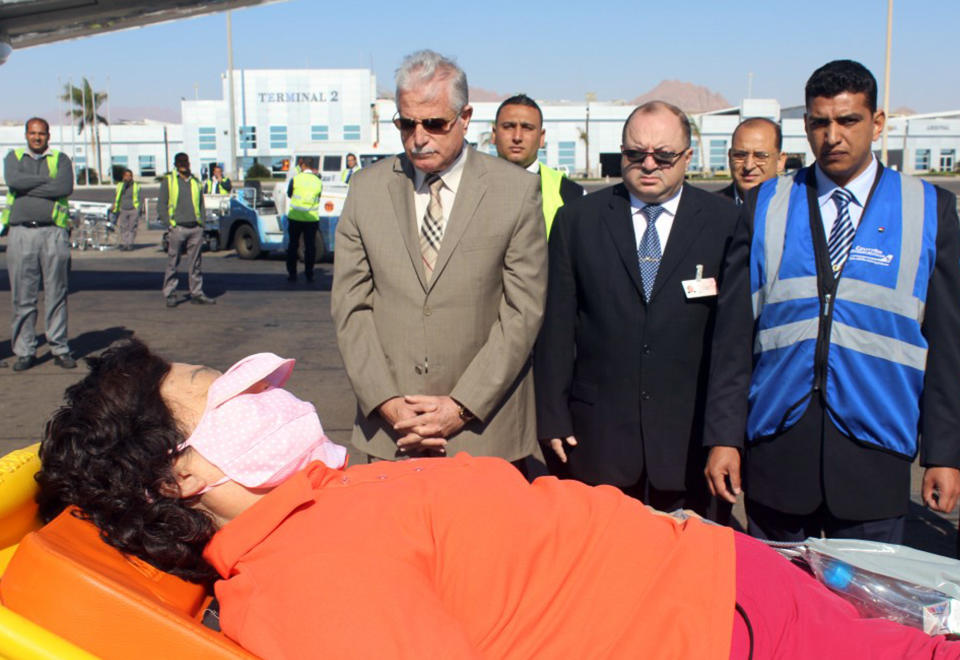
[
  {"left": 535, "top": 183, "right": 739, "bottom": 491},
  {"left": 704, "top": 166, "right": 960, "bottom": 519},
  {"left": 717, "top": 182, "right": 738, "bottom": 202}
]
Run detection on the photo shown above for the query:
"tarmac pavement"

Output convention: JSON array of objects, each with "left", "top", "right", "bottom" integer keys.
[{"left": 0, "top": 199, "right": 957, "bottom": 558}]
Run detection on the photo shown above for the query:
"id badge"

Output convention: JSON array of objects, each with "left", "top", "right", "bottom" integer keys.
[{"left": 682, "top": 264, "right": 718, "bottom": 299}]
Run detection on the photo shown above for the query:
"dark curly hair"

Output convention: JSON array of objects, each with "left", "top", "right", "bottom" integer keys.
[
  {"left": 805, "top": 59, "right": 878, "bottom": 113},
  {"left": 37, "top": 338, "right": 218, "bottom": 583}
]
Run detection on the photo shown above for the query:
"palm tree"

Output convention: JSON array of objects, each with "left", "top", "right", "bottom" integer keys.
[
  {"left": 687, "top": 113, "right": 707, "bottom": 176},
  {"left": 61, "top": 78, "right": 108, "bottom": 184}
]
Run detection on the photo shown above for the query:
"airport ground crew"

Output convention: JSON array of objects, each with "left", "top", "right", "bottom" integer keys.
[
  {"left": 203, "top": 165, "right": 232, "bottom": 194},
  {"left": 340, "top": 153, "right": 360, "bottom": 184},
  {"left": 112, "top": 168, "right": 142, "bottom": 251},
  {"left": 159, "top": 152, "right": 215, "bottom": 307},
  {"left": 1, "top": 117, "right": 75, "bottom": 371},
  {"left": 286, "top": 159, "right": 323, "bottom": 283}
]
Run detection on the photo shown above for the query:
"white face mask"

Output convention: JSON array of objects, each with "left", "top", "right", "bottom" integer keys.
[{"left": 179, "top": 353, "right": 346, "bottom": 491}]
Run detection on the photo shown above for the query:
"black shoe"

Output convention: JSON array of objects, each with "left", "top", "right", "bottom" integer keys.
[
  {"left": 287, "top": 274, "right": 297, "bottom": 282},
  {"left": 305, "top": 273, "right": 315, "bottom": 283},
  {"left": 12, "top": 355, "right": 34, "bottom": 372},
  {"left": 54, "top": 354, "right": 77, "bottom": 369},
  {"left": 0, "top": 358, "right": 8, "bottom": 368},
  {"left": 166, "top": 295, "right": 178, "bottom": 308},
  {"left": 191, "top": 294, "right": 216, "bottom": 305}
]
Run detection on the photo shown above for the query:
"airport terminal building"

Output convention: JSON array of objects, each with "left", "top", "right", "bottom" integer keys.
[{"left": 1, "top": 67, "right": 958, "bottom": 183}]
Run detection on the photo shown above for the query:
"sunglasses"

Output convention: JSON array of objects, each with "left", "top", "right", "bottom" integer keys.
[
  {"left": 621, "top": 149, "right": 686, "bottom": 166},
  {"left": 393, "top": 112, "right": 460, "bottom": 133}
]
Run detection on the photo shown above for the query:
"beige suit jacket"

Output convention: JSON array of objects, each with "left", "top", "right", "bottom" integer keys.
[{"left": 331, "top": 147, "right": 547, "bottom": 461}]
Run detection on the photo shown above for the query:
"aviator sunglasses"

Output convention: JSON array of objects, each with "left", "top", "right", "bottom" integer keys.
[
  {"left": 621, "top": 149, "right": 686, "bottom": 167},
  {"left": 393, "top": 112, "right": 461, "bottom": 133}
]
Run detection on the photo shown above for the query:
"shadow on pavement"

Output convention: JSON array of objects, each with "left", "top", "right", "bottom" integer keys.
[
  {"left": 0, "top": 327, "right": 134, "bottom": 362},
  {"left": 44, "top": 269, "right": 334, "bottom": 294}
]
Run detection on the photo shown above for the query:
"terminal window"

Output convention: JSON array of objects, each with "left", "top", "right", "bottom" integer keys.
[
  {"left": 240, "top": 126, "right": 257, "bottom": 149},
  {"left": 343, "top": 124, "right": 361, "bottom": 140},
  {"left": 538, "top": 146, "right": 547, "bottom": 164},
  {"left": 270, "top": 125, "right": 288, "bottom": 149},
  {"left": 689, "top": 139, "right": 700, "bottom": 171},
  {"left": 709, "top": 140, "right": 727, "bottom": 171},
  {"left": 940, "top": 149, "right": 955, "bottom": 171},
  {"left": 139, "top": 155, "right": 156, "bottom": 177},
  {"left": 558, "top": 141, "right": 576, "bottom": 172},
  {"left": 915, "top": 149, "right": 931, "bottom": 171},
  {"left": 311, "top": 125, "right": 329, "bottom": 140},
  {"left": 199, "top": 127, "right": 217, "bottom": 151},
  {"left": 111, "top": 156, "right": 128, "bottom": 166}
]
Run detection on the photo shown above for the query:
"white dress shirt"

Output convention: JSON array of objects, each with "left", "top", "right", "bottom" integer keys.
[
  {"left": 413, "top": 144, "right": 469, "bottom": 234},
  {"left": 629, "top": 187, "right": 683, "bottom": 254},
  {"left": 814, "top": 156, "right": 878, "bottom": 236}
]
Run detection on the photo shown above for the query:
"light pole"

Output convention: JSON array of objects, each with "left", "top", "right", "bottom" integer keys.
[
  {"left": 881, "top": 0, "right": 893, "bottom": 166},
  {"left": 585, "top": 92, "right": 596, "bottom": 178},
  {"left": 226, "top": 10, "right": 237, "bottom": 180}
]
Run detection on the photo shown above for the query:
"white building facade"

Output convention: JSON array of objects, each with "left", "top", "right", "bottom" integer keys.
[{"left": 2, "top": 68, "right": 958, "bottom": 184}]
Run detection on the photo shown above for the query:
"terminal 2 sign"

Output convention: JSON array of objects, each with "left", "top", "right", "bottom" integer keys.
[{"left": 257, "top": 91, "right": 340, "bottom": 103}]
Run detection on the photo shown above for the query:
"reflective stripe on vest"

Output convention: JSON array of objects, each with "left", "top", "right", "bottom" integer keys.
[
  {"left": 113, "top": 182, "right": 141, "bottom": 212},
  {"left": 538, "top": 164, "right": 565, "bottom": 237},
  {"left": 167, "top": 174, "right": 201, "bottom": 226},
  {"left": 747, "top": 167, "right": 937, "bottom": 456},
  {"left": 1, "top": 148, "right": 70, "bottom": 228},
  {"left": 288, "top": 172, "right": 323, "bottom": 222}
]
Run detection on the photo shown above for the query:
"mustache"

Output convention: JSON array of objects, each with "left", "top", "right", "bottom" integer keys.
[{"left": 408, "top": 146, "right": 438, "bottom": 156}]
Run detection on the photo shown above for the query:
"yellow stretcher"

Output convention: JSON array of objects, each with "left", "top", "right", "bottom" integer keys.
[{"left": 0, "top": 445, "right": 255, "bottom": 660}]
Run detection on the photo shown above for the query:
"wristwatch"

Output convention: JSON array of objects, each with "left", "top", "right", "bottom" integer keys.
[{"left": 457, "top": 402, "right": 474, "bottom": 422}]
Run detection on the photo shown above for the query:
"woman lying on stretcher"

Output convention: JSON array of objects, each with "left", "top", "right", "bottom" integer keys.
[{"left": 36, "top": 339, "right": 960, "bottom": 660}]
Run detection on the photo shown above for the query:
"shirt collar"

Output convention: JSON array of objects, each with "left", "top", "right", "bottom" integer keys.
[
  {"left": 628, "top": 186, "right": 683, "bottom": 217},
  {"left": 26, "top": 147, "right": 50, "bottom": 160},
  {"left": 814, "top": 156, "right": 877, "bottom": 208},
  {"left": 413, "top": 142, "right": 469, "bottom": 194},
  {"left": 526, "top": 160, "right": 542, "bottom": 175},
  {"left": 203, "top": 461, "right": 339, "bottom": 577}
]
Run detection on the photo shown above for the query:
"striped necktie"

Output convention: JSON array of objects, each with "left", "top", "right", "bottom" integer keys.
[
  {"left": 420, "top": 174, "right": 445, "bottom": 281},
  {"left": 827, "top": 188, "right": 856, "bottom": 277},
  {"left": 637, "top": 205, "right": 664, "bottom": 302}
]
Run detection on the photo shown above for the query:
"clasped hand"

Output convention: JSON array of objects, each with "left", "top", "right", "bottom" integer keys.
[{"left": 379, "top": 395, "right": 466, "bottom": 455}]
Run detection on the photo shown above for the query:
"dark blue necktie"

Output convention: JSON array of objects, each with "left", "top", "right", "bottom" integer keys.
[
  {"left": 827, "top": 188, "right": 856, "bottom": 278},
  {"left": 638, "top": 205, "right": 664, "bottom": 302}
]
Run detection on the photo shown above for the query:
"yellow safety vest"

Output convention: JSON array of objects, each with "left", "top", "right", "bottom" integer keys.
[
  {"left": 166, "top": 173, "right": 201, "bottom": 227},
  {"left": 341, "top": 166, "right": 360, "bottom": 183},
  {"left": 113, "top": 181, "right": 141, "bottom": 213},
  {"left": 539, "top": 163, "right": 565, "bottom": 237},
  {"left": 1, "top": 148, "right": 70, "bottom": 228},
  {"left": 288, "top": 172, "right": 323, "bottom": 222},
  {"left": 203, "top": 178, "right": 231, "bottom": 194}
]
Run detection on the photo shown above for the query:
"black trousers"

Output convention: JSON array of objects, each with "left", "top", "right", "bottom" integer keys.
[
  {"left": 286, "top": 221, "right": 318, "bottom": 278},
  {"left": 620, "top": 472, "right": 732, "bottom": 524},
  {"left": 747, "top": 499, "right": 905, "bottom": 544}
]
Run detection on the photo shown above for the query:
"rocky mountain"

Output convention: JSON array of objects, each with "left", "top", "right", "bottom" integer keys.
[
  {"left": 469, "top": 87, "right": 508, "bottom": 103},
  {"left": 630, "top": 80, "right": 732, "bottom": 113}
]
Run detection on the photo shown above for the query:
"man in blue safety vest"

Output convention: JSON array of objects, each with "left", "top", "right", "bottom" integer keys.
[
  {"left": 704, "top": 60, "right": 960, "bottom": 544},
  {"left": 1, "top": 117, "right": 75, "bottom": 371}
]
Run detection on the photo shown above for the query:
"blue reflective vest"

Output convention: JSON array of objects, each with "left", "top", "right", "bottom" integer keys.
[{"left": 747, "top": 166, "right": 938, "bottom": 457}]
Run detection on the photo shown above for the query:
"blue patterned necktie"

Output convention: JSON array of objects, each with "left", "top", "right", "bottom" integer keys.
[
  {"left": 637, "top": 204, "right": 664, "bottom": 302},
  {"left": 827, "top": 188, "right": 856, "bottom": 278}
]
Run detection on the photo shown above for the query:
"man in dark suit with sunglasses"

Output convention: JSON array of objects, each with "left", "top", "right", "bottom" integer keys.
[
  {"left": 332, "top": 50, "right": 546, "bottom": 467},
  {"left": 535, "top": 101, "right": 739, "bottom": 518}
]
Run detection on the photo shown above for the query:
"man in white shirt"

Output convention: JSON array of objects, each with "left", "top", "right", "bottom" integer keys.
[{"left": 535, "top": 101, "right": 740, "bottom": 519}]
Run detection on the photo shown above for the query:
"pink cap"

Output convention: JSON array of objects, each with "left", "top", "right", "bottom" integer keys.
[{"left": 181, "top": 353, "right": 346, "bottom": 489}]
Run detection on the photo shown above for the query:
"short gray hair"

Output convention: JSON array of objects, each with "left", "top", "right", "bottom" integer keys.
[{"left": 395, "top": 50, "right": 468, "bottom": 113}]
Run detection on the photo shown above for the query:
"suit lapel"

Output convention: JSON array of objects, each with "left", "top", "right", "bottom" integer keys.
[
  {"left": 388, "top": 155, "right": 428, "bottom": 292},
  {"left": 599, "top": 184, "right": 643, "bottom": 297},
  {"left": 429, "top": 148, "right": 487, "bottom": 290},
  {"left": 649, "top": 184, "right": 707, "bottom": 301}
]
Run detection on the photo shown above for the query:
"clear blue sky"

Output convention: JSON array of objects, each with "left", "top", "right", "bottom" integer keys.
[{"left": 1, "top": 0, "right": 956, "bottom": 122}]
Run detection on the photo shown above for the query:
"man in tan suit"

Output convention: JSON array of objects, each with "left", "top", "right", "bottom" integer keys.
[{"left": 332, "top": 50, "right": 547, "bottom": 464}]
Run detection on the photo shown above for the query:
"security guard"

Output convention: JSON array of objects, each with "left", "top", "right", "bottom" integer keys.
[
  {"left": 203, "top": 164, "right": 232, "bottom": 194},
  {"left": 159, "top": 152, "right": 215, "bottom": 307},
  {"left": 286, "top": 157, "right": 323, "bottom": 283},
  {"left": 112, "top": 168, "right": 142, "bottom": 251},
  {"left": 492, "top": 94, "right": 583, "bottom": 236},
  {"left": 2, "top": 117, "right": 75, "bottom": 371},
  {"left": 340, "top": 153, "right": 360, "bottom": 184}
]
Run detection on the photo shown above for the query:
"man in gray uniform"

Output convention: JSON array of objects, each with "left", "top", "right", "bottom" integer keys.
[
  {"left": 2, "top": 117, "right": 75, "bottom": 371},
  {"left": 112, "top": 168, "right": 142, "bottom": 251},
  {"left": 159, "top": 152, "right": 215, "bottom": 307}
]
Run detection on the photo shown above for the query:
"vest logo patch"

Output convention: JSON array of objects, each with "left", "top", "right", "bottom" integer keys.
[{"left": 848, "top": 245, "right": 894, "bottom": 266}]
